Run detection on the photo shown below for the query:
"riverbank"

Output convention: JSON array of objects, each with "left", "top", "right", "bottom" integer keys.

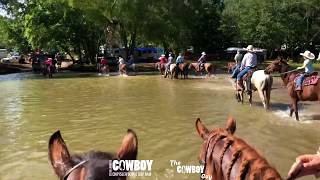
[{"left": 0, "top": 63, "right": 32, "bottom": 75}]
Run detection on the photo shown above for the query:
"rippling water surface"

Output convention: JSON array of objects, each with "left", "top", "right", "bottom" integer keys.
[{"left": 0, "top": 72, "right": 319, "bottom": 180}]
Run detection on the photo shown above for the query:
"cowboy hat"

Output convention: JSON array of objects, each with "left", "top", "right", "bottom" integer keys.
[
  {"left": 201, "top": 52, "right": 206, "bottom": 55},
  {"left": 245, "top": 45, "right": 254, "bottom": 52},
  {"left": 300, "top": 50, "right": 315, "bottom": 60},
  {"left": 161, "top": 54, "right": 165, "bottom": 57}
]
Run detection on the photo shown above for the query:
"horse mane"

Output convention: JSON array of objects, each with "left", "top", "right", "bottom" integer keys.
[{"left": 204, "top": 130, "right": 282, "bottom": 180}]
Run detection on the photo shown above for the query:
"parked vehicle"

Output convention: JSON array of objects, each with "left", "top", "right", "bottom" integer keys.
[{"left": 0, "top": 52, "right": 21, "bottom": 64}]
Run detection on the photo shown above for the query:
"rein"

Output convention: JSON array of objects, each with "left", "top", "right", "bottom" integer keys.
[
  {"left": 279, "top": 69, "right": 300, "bottom": 75},
  {"left": 63, "top": 160, "right": 88, "bottom": 180}
]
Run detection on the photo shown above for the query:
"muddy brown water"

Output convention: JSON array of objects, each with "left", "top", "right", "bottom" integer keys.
[{"left": 0, "top": 72, "right": 319, "bottom": 180}]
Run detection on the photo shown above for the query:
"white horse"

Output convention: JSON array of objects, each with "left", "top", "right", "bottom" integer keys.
[{"left": 237, "top": 70, "right": 273, "bottom": 110}]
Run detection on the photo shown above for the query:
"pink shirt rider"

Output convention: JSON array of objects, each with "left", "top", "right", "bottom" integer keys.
[
  {"left": 100, "top": 58, "right": 108, "bottom": 65},
  {"left": 45, "top": 58, "right": 53, "bottom": 66},
  {"left": 159, "top": 56, "right": 167, "bottom": 64}
]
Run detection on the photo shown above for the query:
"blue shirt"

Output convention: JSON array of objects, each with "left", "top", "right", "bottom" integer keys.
[{"left": 176, "top": 56, "right": 184, "bottom": 64}]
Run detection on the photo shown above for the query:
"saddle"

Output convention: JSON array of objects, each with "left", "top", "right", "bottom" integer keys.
[
  {"left": 243, "top": 69, "right": 255, "bottom": 81},
  {"left": 294, "top": 72, "right": 319, "bottom": 89}
]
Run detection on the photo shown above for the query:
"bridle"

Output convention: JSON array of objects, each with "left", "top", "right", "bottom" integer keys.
[
  {"left": 63, "top": 160, "right": 88, "bottom": 180},
  {"left": 199, "top": 132, "right": 221, "bottom": 179}
]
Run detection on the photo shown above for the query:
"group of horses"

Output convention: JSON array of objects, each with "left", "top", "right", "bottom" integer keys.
[
  {"left": 48, "top": 116, "right": 305, "bottom": 180},
  {"left": 46, "top": 59, "right": 320, "bottom": 180},
  {"left": 233, "top": 58, "right": 319, "bottom": 121},
  {"left": 155, "top": 62, "right": 215, "bottom": 79}
]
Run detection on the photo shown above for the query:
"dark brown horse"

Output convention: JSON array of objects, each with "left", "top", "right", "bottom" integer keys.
[
  {"left": 265, "top": 59, "right": 320, "bottom": 120},
  {"left": 188, "top": 62, "right": 215, "bottom": 77},
  {"left": 155, "top": 62, "right": 166, "bottom": 75},
  {"left": 43, "top": 64, "right": 54, "bottom": 78},
  {"left": 176, "top": 63, "right": 189, "bottom": 79},
  {"left": 49, "top": 129, "right": 138, "bottom": 180},
  {"left": 195, "top": 117, "right": 282, "bottom": 180}
]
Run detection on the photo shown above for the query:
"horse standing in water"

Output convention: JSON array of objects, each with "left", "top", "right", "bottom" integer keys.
[
  {"left": 265, "top": 59, "right": 320, "bottom": 120},
  {"left": 119, "top": 64, "right": 127, "bottom": 76},
  {"left": 236, "top": 69, "right": 273, "bottom": 110},
  {"left": 195, "top": 117, "right": 282, "bottom": 180},
  {"left": 48, "top": 129, "right": 138, "bottom": 180},
  {"left": 155, "top": 62, "right": 166, "bottom": 75},
  {"left": 188, "top": 62, "right": 215, "bottom": 77},
  {"left": 176, "top": 63, "right": 189, "bottom": 79},
  {"left": 43, "top": 64, "right": 54, "bottom": 78}
]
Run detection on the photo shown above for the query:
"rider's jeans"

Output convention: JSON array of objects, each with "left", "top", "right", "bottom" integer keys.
[
  {"left": 296, "top": 73, "right": 306, "bottom": 88},
  {"left": 237, "top": 67, "right": 251, "bottom": 80},
  {"left": 231, "top": 64, "right": 240, "bottom": 78}
]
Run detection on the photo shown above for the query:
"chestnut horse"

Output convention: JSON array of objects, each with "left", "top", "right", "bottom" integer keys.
[
  {"left": 265, "top": 59, "right": 320, "bottom": 120},
  {"left": 188, "top": 63, "right": 215, "bottom": 77},
  {"left": 195, "top": 117, "right": 282, "bottom": 180},
  {"left": 119, "top": 64, "right": 127, "bottom": 76},
  {"left": 155, "top": 62, "right": 166, "bottom": 75},
  {"left": 100, "top": 65, "right": 109, "bottom": 75},
  {"left": 49, "top": 129, "right": 138, "bottom": 180}
]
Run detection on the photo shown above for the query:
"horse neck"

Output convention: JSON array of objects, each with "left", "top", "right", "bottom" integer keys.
[{"left": 205, "top": 133, "right": 281, "bottom": 180}]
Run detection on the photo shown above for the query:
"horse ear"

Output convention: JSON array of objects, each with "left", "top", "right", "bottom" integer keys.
[
  {"left": 226, "top": 116, "right": 236, "bottom": 134},
  {"left": 117, "top": 129, "right": 138, "bottom": 160},
  {"left": 48, "top": 130, "right": 72, "bottom": 177},
  {"left": 195, "top": 118, "right": 209, "bottom": 140}
]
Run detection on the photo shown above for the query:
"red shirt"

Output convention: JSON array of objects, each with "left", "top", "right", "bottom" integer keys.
[
  {"left": 100, "top": 59, "right": 108, "bottom": 65},
  {"left": 159, "top": 57, "right": 167, "bottom": 64}
]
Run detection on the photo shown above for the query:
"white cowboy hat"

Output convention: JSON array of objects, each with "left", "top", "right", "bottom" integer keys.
[
  {"left": 201, "top": 52, "right": 206, "bottom": 55},
  {"left": 245, "top": 45, "right": 254, "bottom": 52},
  {"left": 300, "top": 50, "right": 315, "bottom": 60},
  {"left": 161, "top": 54, "right": 165, "bottom": 57}
]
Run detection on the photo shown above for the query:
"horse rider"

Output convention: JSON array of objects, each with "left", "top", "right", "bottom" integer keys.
[
  {"left": 100, "top": 57, "right": 108, "bottom": 68},
  {"left": 236, "top": 45, "right": 257, "bottom": 91},
  {"left": 197, "top": 51, "right": 206, "bottom": 71},
  {"left": 295, "top": 50, "right": 319, "bottom": 91},
  {"left": 165, "top": 53, "right": 174, "bottom": 74},
  {"left": 230, "top": 49, "right": 243, "bottom": 78},
  {"left": 45, "top": 57, "right": 53, "bottom": 68},
  {"left": 175, "top": 53, "right": 185, "bottom": 76},
  {"left": 159, "top": 54, "right": 167, "bottom": 67}
]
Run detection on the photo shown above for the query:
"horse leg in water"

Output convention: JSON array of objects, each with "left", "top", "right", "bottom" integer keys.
[
  {"left": 292, "top": 99, "right": 299, "bottom": 121},
  {"left": 257, "top": 89, "right": 266, "bottom": 109}
]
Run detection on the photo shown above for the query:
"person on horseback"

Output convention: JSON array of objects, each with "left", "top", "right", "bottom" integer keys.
[
  {"left": 159, "top": 54, "right": 167, "bottom": 69},
  {"left": 45, "top": 57, "right": 53, "bottom": 68},
  {"left": 175, "top": 53, "right": 184, "bottom": 77},
  {"left": 197, "top": 52, "right": 206, "bottom": 71},
  {"left": 236, "top": 45, "right": 257, "bottom": 91},
  {"left": 295, "top": 50, "right": 318, "bottom": 91},
  {"left": 100, "top": 57, "right": 108, "bottom": 67},
  {"left": 230, "top": 49, "right": 243, "bottom": 78},
  {"left": 165, "top": 53, "right": 174, "bottom": 74}
]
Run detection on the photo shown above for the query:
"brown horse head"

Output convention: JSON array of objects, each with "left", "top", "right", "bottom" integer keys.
[
  {"left": 265, "top": 59, "right": 289, "bottom": 74},
  {"left": 48, "top": 129, "right": 138, "bottom": 180},
  {"left": 195, "top": 117, "right": 282, "bottom": 180}
]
